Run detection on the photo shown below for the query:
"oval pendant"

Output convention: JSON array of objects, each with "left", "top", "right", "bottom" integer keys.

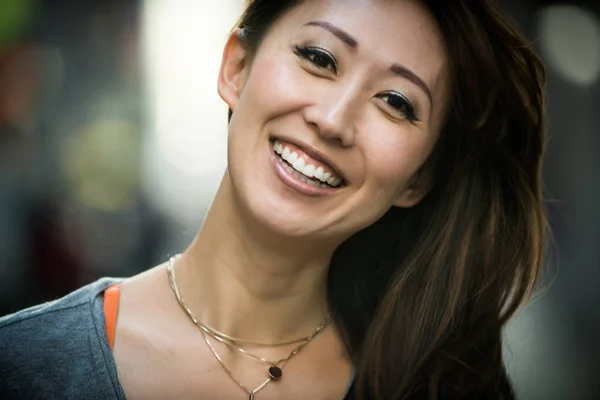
[{"left": 268, "top": 366, "right": 283, "bottom": 380}]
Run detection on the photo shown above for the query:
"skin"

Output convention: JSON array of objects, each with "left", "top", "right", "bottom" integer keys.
[{"left": 113, "top": 0, "right": 450, "bottom": 398}]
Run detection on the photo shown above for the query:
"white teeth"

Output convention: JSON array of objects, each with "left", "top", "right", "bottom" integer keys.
[
  {"left": 313, "top": 166, "right": 324, "bottom": 180},
  {"left": 302, "top": 164, "right": 315, "bottom": 178},
  {"left": 275, "top": 142, "right": 283, "bottom": 154},
  {"left": 292, "top": 157, "right": 305, "bottom": 172},
  {"left": 277, "top": 153, "right": 343, "bottom": 188},
  {"left": 284, "top": 162, "right": 294, "bottom": 174},
  {"left": 273, "top": 140, "right": 343, "bottom": 187}
]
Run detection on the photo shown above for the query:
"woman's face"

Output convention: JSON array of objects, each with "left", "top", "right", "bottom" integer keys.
[{"left": 219, "top": 0, "right": 450, "bottom": 244}]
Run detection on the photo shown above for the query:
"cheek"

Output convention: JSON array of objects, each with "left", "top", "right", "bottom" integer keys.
[
  {"left": 240, "top": 51, "right": 314, "bottom": 119},
  {"left": 362, "top": 126, "right": 432, "bottom": 188},
  {"left": 228, "top": 56, "right": 297, "bottom": 146}
]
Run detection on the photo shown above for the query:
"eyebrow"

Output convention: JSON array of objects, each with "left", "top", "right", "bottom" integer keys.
[
  {"left": 390, "top": 64, "right": 433, "bottom": 106},
  {"left": 305, "top": 21, "right": 358, "bottom": 49},
  {"left": 305, "top": 20, "right": 433, "bottom": 107}
]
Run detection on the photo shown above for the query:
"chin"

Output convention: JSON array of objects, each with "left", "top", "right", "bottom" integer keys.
[{"left": 242, "top": 185, "right": 330, "bottom": 238}]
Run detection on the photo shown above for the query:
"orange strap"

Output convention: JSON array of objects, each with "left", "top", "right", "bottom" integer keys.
[{"left": 103, "top": 283, "right": 121, "bottom": 350}]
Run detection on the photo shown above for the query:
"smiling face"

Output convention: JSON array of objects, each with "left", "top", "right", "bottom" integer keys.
[{"left": 218, "top": 0, "right": 450, "bottom": 244}]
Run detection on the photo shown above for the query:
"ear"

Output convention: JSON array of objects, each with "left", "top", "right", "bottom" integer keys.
[
  {"left": 217, "top": 29, "right": 250, "bottom": 112},
  {"left": 393, "top": 167, "right": 434, "bottom": 208}
]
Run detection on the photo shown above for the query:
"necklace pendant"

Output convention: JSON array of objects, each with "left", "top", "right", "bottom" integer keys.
[
  {"left": 268, "top": 365, "right": 283, "bottom": 380},
  {"left": 249, "top": 392, "right": 254, "bottom": 400}
]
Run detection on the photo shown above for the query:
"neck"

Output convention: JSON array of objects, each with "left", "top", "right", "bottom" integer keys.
[{"left": 176, "top": 175, "right": 335, "bottom": 344}]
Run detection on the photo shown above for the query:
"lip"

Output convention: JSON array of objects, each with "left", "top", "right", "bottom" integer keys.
[
  {"left": 268, "top": 141, "right": 344, "bottom": 197},
  {"left": 269, "top": 135, "right": 347, "bottom": 183}
]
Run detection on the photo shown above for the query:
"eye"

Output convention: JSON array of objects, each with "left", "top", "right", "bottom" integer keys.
[
  {"left": 378, "top": 91, "right": 419, "bottom": 122},
  {"left": 294, "top": 46, "right": 338, "bottom": 74}
]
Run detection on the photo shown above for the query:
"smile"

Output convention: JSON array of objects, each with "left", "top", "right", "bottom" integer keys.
[
  {"left": 273, "top": 139, "right": 343, "bottom": 188},
  {"left": 269, "top": 139, "right": 346, "bottom": 195}
]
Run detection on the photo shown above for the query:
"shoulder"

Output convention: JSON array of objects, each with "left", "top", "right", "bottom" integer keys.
[
  {"left": 0, "top": 278, "right": 119, "bottom": 329},
  {"left": 0, "top": 278, "right": 122, "bottom": 342},
  {"left": 0, "top": 278, "right": 124, "bottom": 400}
]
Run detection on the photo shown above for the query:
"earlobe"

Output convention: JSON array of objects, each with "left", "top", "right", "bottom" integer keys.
[
  {"left": 217, "top": 29, "right": 249, "bottom": 112},
  {"left": 393, "top": 169, "right": 434, "bottom": 208},
  {"left": 393, "top": 188, "right": 428, "bottom": 208}
]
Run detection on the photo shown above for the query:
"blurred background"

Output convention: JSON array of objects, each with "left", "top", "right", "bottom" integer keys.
[{"left": 0, "top": 0, "right": 598, "bottom": 398}]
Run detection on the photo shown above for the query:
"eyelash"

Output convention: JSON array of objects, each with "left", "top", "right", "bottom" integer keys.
[
  {"left": 377, "top": 92, "right": 419, "bottom": 122},
  {"left": 294, "top": 45, "right": 419, "bottom": 122},
  {"left": 294, "top": 45, "right": 338, "bottom": 74}
]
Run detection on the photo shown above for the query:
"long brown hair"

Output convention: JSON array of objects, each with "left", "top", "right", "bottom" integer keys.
[{"left": 231, "top": 1, "right": 547, "bottom": 398}]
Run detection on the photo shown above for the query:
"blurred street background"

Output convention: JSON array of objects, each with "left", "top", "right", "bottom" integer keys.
[{"left": 0, "top": 0, "right": 598, "bottom": 398}]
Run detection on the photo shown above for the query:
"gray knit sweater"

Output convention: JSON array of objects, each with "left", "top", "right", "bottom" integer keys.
[{"left": 0, "top": 278, "right": 126, "bottom": 399}]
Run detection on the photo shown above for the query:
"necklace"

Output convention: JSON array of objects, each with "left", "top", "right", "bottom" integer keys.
[
  {"left": 169, "top": 256, "right": 325, "bottom": 347},
  {"left": 167, "top": 256, "right": 332, "bottom": 399},
  {"left": 193, "top": 312, "right": 330, "bottom": 377}
]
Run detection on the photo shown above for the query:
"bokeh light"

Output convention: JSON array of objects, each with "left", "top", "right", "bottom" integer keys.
[
  {"left": 141, "top": 0, "right": 244, "bottom": 227},
  {"left": 538, "top": 5, "right": 600, "bottom": 86}
]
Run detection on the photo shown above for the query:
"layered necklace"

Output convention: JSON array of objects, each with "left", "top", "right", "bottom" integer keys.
[{"left": 167, "top": 256, "right": 332, "bottom": 399}]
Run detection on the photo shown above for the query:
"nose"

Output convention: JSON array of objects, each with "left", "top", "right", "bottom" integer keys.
[{"left": 302, "top": 84, "right": 360, "bottom": 147}]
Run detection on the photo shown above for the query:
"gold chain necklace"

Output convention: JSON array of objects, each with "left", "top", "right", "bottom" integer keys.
[
  {"left": 169, "top": 256, "right": 325, "bottom": 347},
  {"left": 193, "top": 312, "right": 330, "bottom": 375},
  {"left": 202, "top": 333, "right": 273, "bottom": 399},
  {"left": 167, "top": 256, "right": 332, "bottom": 399}
]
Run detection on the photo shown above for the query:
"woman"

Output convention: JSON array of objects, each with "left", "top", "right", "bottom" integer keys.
[{"left": 0, "top": 0, "right": 547, "bottom": 398}]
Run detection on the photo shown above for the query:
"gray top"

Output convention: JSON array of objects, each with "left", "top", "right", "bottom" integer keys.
[
  {"left": 0, "top": 278, "right": 126, "bottom": 400},
  {"left": 0, "top": 279, "right": 356, "bottom": 400}
]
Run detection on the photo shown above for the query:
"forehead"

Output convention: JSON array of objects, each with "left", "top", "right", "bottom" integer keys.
[{"left": 266, "top": 0, "right": 449, "bottom": 119}]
